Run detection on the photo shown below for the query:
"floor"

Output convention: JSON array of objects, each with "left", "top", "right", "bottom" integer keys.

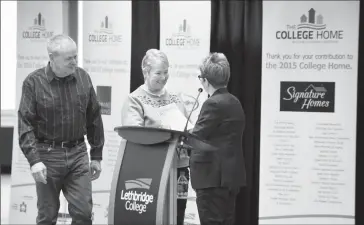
[
  {"left": 1, "top": 174, "right": 11, "bottom": 225},
  {"left": 1, "top": 172, "right": 199, "bottom": 224}
]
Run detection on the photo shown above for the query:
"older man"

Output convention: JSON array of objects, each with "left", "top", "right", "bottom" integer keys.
[
  {"left": 18, "top": 34, "right": 104, "bottom": 225},
  {"left": 190, "top": 53, "right": 246, "bottom": 225}
]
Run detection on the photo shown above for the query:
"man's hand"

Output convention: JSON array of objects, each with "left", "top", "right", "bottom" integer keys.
[
  {"left": 31, "top": 162, "right": 47, "bottom": 184},
  {"left": 90, "top": 160, "right": 101, "bottom": 181}
]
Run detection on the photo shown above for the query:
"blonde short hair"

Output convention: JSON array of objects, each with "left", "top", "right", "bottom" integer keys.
[{"left": 141, "top": 49, "right": 169, "bottom": 74}]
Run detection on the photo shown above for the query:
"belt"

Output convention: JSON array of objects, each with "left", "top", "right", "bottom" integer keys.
[{"left": 38, "top": 137, "right": 85, "bottom": 148}]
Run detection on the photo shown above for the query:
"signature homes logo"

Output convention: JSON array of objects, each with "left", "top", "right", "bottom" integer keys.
[
  {"left": 22, "top": 13, "right": 54, "bottom": 41},
  {"left": 120, "top": 178, "right": 154, "bottom": 214},
  {"left": 276, "top": 8, "right": 344, "bottom": 43},
  {"left": 88, "top": 16, "right": 122, "bottom": 44},
  {"left": 165, "top": 19, "right": 200, "bottom": 48},
  {"left": 280, "top": 82, "right": 335, "bottom": 112}
]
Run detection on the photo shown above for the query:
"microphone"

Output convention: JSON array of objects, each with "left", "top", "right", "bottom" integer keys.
[
  {"left": 183, "top": 88, "right": 203, "bottom": 133},
  {"left": 178, "top": 88, "right": 203, "bottom": 157}
]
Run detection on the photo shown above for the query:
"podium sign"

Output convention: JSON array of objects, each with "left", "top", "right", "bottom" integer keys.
[
  {"left": 113, "top": 141, "right": 170, "bottom": 224},
  {"left": 109, "top": 126, "right": 216, "bottom": 224},
  {"left": 109, "top": 127, "right": 180, "bottom": 225}
]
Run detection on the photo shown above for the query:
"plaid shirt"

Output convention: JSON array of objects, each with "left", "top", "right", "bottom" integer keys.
[{"left": 18, "top": 62, "right": 104, "bottom": 166}]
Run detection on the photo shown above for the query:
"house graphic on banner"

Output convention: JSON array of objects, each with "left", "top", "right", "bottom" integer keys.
[
  {"left": 99, "top": 16, "right": 113, "bottom": 34},
  {"left": 177, "top": 19, "right": 191, "bottom": 37},
  {"left": 305, "top": 84, "right": 327, "bottom": 92},
  {"left": 30, "top": 12, "right": 46, "bottom": 31},
  {"left": 34, "top": 13, "right": 45, "bottom": 27},
  {"left": 298, "top": 8, "right": 326, "bottom": 30}
]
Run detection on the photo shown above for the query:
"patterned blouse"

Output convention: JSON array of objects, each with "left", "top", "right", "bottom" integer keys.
[{"left": 121, "top": 84, "right": 189, "bottom": 167}]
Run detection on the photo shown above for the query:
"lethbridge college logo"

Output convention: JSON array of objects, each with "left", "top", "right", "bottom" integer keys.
[
  {"left": 88, "top": 16, "right": 122, "bottom": 44},
  {"left": 165, "top": 19, "right": 200, "bottom": 48},
  {"left": 120, "top": 178, "right": 154, "bottom": 214},
  {"left": 280, "top": 82, "right": 335, "bottom": 112},
  {"left": 276, "top": 8, "right": 344, "bottom": 43},
  {"left": 22, "top": 13, "right": 54, "bottom": 40}
]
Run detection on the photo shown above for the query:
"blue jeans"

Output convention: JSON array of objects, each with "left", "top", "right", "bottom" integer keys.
[{"left": 35, "top": 142, "right": 93, "bottom": 225}]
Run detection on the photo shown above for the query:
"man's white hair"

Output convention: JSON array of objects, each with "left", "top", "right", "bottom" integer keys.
[{"left": 47, "top": 34, "right": 76, "bottom": 56}]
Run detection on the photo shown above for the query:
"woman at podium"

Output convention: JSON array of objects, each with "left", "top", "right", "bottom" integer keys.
[{"left": 121, "top": 49, "right": 190, "bottom": 225}]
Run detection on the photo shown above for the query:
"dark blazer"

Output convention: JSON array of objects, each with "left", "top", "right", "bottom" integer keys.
[{"left": 190, "top": 88, "right": 246, "bottom": 190}]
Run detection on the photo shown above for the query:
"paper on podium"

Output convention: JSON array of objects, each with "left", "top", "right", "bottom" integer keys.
[{"left": 157, "top": 103, "right": 194, "bottom": 132}]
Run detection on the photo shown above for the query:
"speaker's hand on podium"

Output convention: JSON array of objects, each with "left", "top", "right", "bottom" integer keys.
[{"left": 90, "top": 160, "right": 102, "bottom": 181}]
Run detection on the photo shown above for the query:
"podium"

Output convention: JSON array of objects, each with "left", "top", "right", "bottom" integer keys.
[{"left": 108, "top": 126, "right": 216, "bottom": 225}]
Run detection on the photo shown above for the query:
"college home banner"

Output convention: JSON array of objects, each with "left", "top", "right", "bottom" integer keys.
[
  {"left": 10, "top": 1, "right": 66, "bottom": 224},
  {"left": 160, "top": 1, "right": 211, "bottom": 224},
  {"left": 259, "top": 1, "right": 359, "bottom": 224},
  {"left": 82, "top": 1, "right": 131, "bottom": 224}
]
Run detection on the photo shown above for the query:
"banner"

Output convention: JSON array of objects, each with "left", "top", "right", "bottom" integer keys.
[
  {"left": 10, "top": 1, "right": 65, "bottom": 224},
  {"left": 82, "top": 1, "right": 131, "bottom": 224},
  {"left": 160, "top": 1, "right": 211, "bottom": 224},
  {"left": 259, "top": 1, "right": 359, "bottom": 224}
]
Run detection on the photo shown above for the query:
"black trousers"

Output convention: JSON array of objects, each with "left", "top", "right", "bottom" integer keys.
[
  {"left": 195, "top": 187, "right": 239, "bottom": 225},
  {"left": 177, "top": 167, "right": 190, "bottom": 225}
]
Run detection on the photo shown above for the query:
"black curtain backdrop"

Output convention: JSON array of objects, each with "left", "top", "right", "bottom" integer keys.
[
  {"left": 130, "top": 0, "right": 160, "bottom": 92},
  {"left": 129, "top": 1, "right": 363, "bottom": 225},
  {"left": 210, "top": 1, "right": 262, "bottom": 224}
]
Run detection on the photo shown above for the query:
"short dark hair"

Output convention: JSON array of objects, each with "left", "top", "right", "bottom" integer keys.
[{"left": 199, "top": 52, "right": 230, "bottom": 88}]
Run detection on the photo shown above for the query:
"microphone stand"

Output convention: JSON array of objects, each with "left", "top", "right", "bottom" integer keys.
[{"left": 178, "top": 88, "right": 203, "bottom": 156}]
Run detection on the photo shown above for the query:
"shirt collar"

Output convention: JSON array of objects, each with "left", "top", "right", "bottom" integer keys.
[
  {"left": 211, "top": 87, "right": 228, "bottom": 97},
  {"left": 45, "top": 62, "right": 75, "bottom": 83}
]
